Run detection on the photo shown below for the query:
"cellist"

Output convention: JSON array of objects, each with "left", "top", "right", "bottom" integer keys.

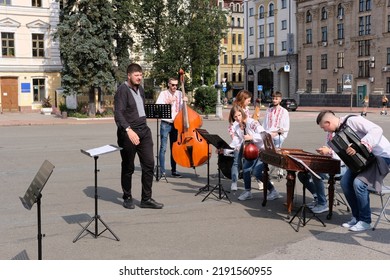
[
  {"left": 155, "top": 77, "right": 188, "bottom": 178},
  {"left": 228, "top": 105, "right": 282, "bottom": 201}
]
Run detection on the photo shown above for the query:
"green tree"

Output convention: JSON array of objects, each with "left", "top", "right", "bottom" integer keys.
[{"left": 55, "top": 0, "right": 116, "bottom": 96}]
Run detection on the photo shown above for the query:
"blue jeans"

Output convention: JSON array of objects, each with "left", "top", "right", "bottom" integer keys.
[
  {"left": 231, "top": 145, "right": 243, "bottom": 183},
  {"left": 159, "top": 121, "right": 178, "bottom": 174},
  {"left": 340, "top": 157, "right": 390, "bottom": 224},
  {"left": 243, "top": 158, "right": 274, "bottom": 192},
  {"left": 298, "top": 165, "right": 347, "bottom": 206}
]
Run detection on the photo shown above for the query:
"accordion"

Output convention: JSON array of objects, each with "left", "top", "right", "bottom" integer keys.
[{"left": 328, "top": 125, "right": 375, "bottom": 173}]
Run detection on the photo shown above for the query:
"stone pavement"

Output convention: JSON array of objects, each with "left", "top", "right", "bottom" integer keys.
[{"left": 0, "top": 106, "right": 389, "bottom": 261}]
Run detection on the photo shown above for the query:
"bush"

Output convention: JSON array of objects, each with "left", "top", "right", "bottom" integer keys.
[{"left": 193, "top": 86, "right": 217, "bottom": 114}]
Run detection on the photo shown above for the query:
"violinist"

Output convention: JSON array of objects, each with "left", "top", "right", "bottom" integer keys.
[
  {"left": 229, "top": 105, "right": 282, "bottom": 201},
  {"left": 114, "top": 63, "right": 164, "bottom": 210},
  {"left": 155, "top": 78, "right": 188, "bottom": 178}
]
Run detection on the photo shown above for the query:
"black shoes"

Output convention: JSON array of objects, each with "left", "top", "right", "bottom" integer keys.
[
  {"left": 123, "top": 197, "right": 135, "bottom": 209},
  {"left": 140, "top": 198, "right": 164, "bottom": 209},
  {"left": 171, "top": 171, "right": 183, "bottom": 178}
]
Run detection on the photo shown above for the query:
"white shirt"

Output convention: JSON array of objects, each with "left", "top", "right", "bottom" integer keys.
[
  {"left": 155, "top": 89, "right": 184, "bottom": 123},
  {"left": 263, "top": 105, "right": 290, "bottom": 139},
  {"left": 230, "top": 118, "right": 266, "bottom": 151}
]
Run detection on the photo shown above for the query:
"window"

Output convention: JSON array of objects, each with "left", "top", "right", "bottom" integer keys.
[
  {"left": 306, "top": 11, "right": 312, "bottom": 23},
  {"left": 337, "top": 79, "right": 343, "bottom": 93},
  {"left": 232, "top": 34, "right": 236, "bottom": 45},
  {"left": 281, "top": 20, "right": 287, "bottom": 30},
  {"left": 359, "top": 0, "right": 372, "bottom": 12},
  {"left": 1, "top": 32, "right": 15, "bottom": 57},
  {"left": 224, "top": 72, "right": 228, "bottom": 80},
  {"left": 232, "top": 55, "right": 236, "bottom": 64},
  {"left": 321, "top": 7, "right": 327, "bottom": 20},
  {"left": 231, "top": 17, "right": 235, "bottom": 27},
  {"left": 306, "top": 80, "right": 312, "bottom": 93},
  {"left": 337, "top": 23, "right": 344, "bottom": 39},
  {"left": 237, "top": 18, "right": 241, "bottom": 27},
  {"left": 0, "top": 0, "right": 11, "bottom": 5},
  {"left": 223, "top": 55, "right": 228, "bottom": 64},
  {"left": 337, "top": 52, "right": 344, "bottom": 68},
  {"left": 32, "top": 34, "right": 44, "bottom": 57},
  {"left": 306, "top": 29, "right": 312, "bottom": 44},
  {"left": 238, "top": 55, "right": 242, "bottom": 64},
  {"left": 269, "top": 23, "right": 274, "bottom": 37},
  {"left": 232, "top": 73, "right": 236, "bottom": 82},
  {"left": 321, "top": 79, "right": 327, "bottom": 93},
  {"left": 306, "top": 55, "right": 312, "bottom": 70},
  {"left": 238, "top": 73, "right": 242, "bottom": 82},
  {"left": 32, "top": 0, "right": 42, "bottom": 7},
  {"left": 33, "top": 78, "right": 46, "bottom": 102},
  {"left": 337, "top": 4, "right": 344, "bottom": 17},
  {"left": 387, "top": 77, "right": 390, "bottom": 93},
  {"left": 269, "top": 3, "right": 274, "bottom": 17},
  {"left": 259, "top": 6, "right": 265, "bottom": 19},
  {"left": 259, "top": 25, "right": 264, "bottom": 38},
  {"left": 387, "top": 48, "right": 390, "bottom": 65},
  {"left": 388, "top": 15, "right": 390, "bottom": 32},
  {"left": 269, "top": 43, "right": 274, "bottom": 57},
  {"left": 358, "top": 40, "right": 370, "bottom": 57},
  {"left": 249, "top": 27, "right": 254, "bottom": 36},
  {"left": 282, "top": 0, "right": 287, "bottom": 9},
  {"left": 358, "top": 16, "right": 371, "bottom": 35},
  {"left": 238, "top": 34, "right": 242, "bottom": 45},
  {"left": 358, "top": 60, "right": 370, "bottom": 77},
  {"left": 259, "top": 44, "right": 264, "bottom": 58},
  {"left": 282, "top": 41, "right": 287, "bottom": 51},
  {"left": 321, "top": 54, "right": 328, "bottom": 69},
  {"left": 321, "top": 26, "right": 328, "bottom": 42},
  {"left": 224, "top": 37, "right": 228, "bottom": 44},
  {"left": 249, "top": 7, "right": 254, "bottom": 17},
  {"left": 249, "top": 46, "right": 254, "bottom": 55}
]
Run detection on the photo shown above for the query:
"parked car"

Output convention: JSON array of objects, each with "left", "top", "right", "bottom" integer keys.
[{"left": 280, "top": 98, "right": 298, "bottom": 111}]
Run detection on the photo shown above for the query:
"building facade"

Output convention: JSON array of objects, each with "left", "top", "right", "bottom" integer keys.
[
  {"left": 296, "top": 0, "right": 390, "bottom": 107},
  {"left": 0, "top": 0, "right": 62, "bottom": 113},
  {"left": 243, "top": 0, "right": 298, "bottom": 102},
  {"left": 218, "top": 0, "right": 246, "bottom": 99}
]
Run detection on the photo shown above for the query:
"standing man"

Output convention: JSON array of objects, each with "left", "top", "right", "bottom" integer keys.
[
  {"left": 155, "top": 77, "right": 187, "bottom": 178},
  {"left": 114, "top": 63, "right": 164, "bottom": 209}
]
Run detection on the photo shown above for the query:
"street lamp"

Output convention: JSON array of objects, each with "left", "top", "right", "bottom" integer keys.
[{"left": 215, "top": 49, "right": 223, "bottom": 119}]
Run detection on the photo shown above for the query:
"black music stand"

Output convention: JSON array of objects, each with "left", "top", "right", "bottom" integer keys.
[
  {"left": 196, "top": 129, "right": 232, "bottom": 203},
  {"left": 145, "top": 104, "right": 172, "bottom": 182},
  {"left": 287, "top": 158, "right": 326, "bottom": 232},
  {"left": 20, "top": 160, "right": 55, "bottom": 260},
  {"left": 74, "top": 145, "right": 121, "bottom": 243}
]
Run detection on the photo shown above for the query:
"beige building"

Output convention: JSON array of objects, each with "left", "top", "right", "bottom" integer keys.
[
  {"left": 218, "top": 0, "right": 246, "bottom": 99},
  {"left": 296, "top": 0, "right": 390, "bottom": 107},
  {"left": 0, "top": 0, "right": 62, "bottom": 113}
]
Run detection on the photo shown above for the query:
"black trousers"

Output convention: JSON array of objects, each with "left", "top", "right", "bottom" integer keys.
[{"left": 117, "top": 125, "right": 154, "bottom": 201}]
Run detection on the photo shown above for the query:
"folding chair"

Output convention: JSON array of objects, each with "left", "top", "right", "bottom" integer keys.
[{"left": 372, "top": 185, "right": 390, "bottom": 231}]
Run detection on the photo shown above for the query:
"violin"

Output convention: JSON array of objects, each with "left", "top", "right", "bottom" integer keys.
[{"left": 172, "top": 69, "right": 209, "bottom": 168}]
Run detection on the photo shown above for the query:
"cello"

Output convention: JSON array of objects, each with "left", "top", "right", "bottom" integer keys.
[{"left": 172, "top": 69, "right": 209, "bottom": 168}]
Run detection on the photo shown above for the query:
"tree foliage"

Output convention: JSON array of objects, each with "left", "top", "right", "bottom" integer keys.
[{"left": 55, "top": 0, "right": 116, "bottom": 95}]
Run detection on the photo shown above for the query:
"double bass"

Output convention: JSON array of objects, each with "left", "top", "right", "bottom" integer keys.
[{"left": 172, "top": 69, "right": 209, "bottom": 168}]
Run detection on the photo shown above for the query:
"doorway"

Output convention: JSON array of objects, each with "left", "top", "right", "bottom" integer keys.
[{"left": 1, "top": 77, "right": 19, "bottom": 112}]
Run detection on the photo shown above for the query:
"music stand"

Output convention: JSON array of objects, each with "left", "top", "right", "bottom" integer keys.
[
  {"left": 73, "top": 145, "right": 121, "bottom": 243},
  {"left": 145, "top": 104, "right": 172, "bottom": 182},
  {"left": 20, "top": 160, "right": 55, "bottom": 260},
  {"left": 196, "top": 129, "right": 232, "bottom": 203}
]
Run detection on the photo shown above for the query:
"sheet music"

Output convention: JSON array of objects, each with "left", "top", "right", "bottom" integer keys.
[
  {"left": 81, "top": 144, "right": 121, "bottom": 157},
  {"left": 287, "top": 154, "right": 322, "bottom": 180}
]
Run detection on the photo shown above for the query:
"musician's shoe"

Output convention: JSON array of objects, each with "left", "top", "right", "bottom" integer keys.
[
  {"left": 307, "top": 200, "right": 317, "bottom": 209},
  {"left": 349, "top": 221, "right": 371, "bottom": 232},
  {"left": 311, "top": 204, "right": 329, "bottom": 214},
  {"left": 171, "top": 171, "right": 183, "bottom": 178},
  {"left": 267, "top": 189, "right": 282, "bottom": 200},
  {"left": 238, "top": 190, "right": 252, "bottom": 201},
  {"left": 123, "top": 197, "right": 135, "bottom": 209},
  {"left": 341, "top": 217, "right": 357, "bottom": 228},
  {"left": 231, "top": 182, "right": 238, "bottom": 191},
  {"left": 157, "top": 172, "right": 166, "bottom": 180},
  {"left": 257, "top": 179, "right": 264, "bottom": 190},
  {"left": 140, "top": 198, "right": 164, "bottom": 209}
]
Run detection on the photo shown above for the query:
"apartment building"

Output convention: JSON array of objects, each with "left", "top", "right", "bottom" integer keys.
[
  {"left": 243, "top": 0, "right": 298, "bottom": 102},
  {"left": 0, "top": 0, "right": 62, "bottom": 113},
  {"left": 218, "top": 0, "right": 246, "bottom": 99},
  {"left": 296, "top": 0, "right": 390, "bottom": 107}
]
